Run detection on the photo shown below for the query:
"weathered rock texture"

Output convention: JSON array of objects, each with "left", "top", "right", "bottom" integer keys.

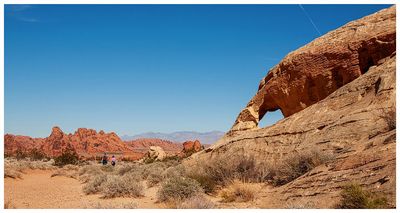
[
  {"left": 231, "top": 6, "right": 396, "bottom": 132},
  {"left": 145, "top": 146, "right": 167, "bottom": 161},
  {"left": 5, "top": 127, "right": 144, "bottom": 160},
  {"left": 188, "top": 6, "right": 396, "bottom": 208},
  {"left": 180, "top": 140, "right": 203, "bottom": 157}
]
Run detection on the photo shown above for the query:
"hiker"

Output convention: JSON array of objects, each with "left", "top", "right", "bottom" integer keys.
[
  {"left": 102, "top": 153, "right": 108, "bottom": 165},
  {"left": 111, "top": 155, "right": 116, "bottom": 166}
]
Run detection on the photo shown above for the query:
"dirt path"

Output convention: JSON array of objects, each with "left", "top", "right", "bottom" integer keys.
[{"left": 4, "top": 170, "right": 162, "bottom": 209}]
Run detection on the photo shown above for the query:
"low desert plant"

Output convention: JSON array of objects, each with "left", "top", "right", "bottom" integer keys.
[
  {"left": 157, "top": 176, "right": 203, "bottom": 202},
  {"left": 83, "top": 174, "right": 108, "bottom": 195},
  {"left": 267, "top": 149, "right": 334, "bottom": 186},
  {"left": 4, "top": 168, "right": 23, "bottom": 179},
  {"left": 336, "top": 183, "right": 388, "bottom": 209},
  {"left": 186, "top": 154, "right": 267, "bottom": 193},
  {"left": 147, "top": 172, "right": 163, "bottom": 187},
  {"left": 101, "top": 175, "right": 144, "bottom": 198},
  {"left": 177, "top": 194, "right": 215, "bottom": 209},
  {"left": 51, "top": 168, "right": 77, "bottom": 179},
  {"left": 29, "top": 148, "right": 48, "bottom": 161},
  {"left": 220, "top": 180, "right": 258, "bottom": 202},
  {"left": 87, "top": 201, "right": 138, "bottom": 209},
  {"left": 54, "top": 148, "right": 79, "bottom": 167}
]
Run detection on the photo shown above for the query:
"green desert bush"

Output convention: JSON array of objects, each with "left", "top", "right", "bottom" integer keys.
[
  {"left": 54, "top": 149, "right": 79, "bottom": 167},
  {"left": 220, "top": 180, "right": 258, "bottom": 202},
  {"left": 336, "top": 183, "right": 388, "bottom": 209},
  {"left": 177, "top": 194, "right": 215, "bottom": 209},
  {"left": 266, "top": 149, "right": 334, "bottom": 186},
  {"left": 157, "top": 176, "right": 203, "bottom": 202},
  {"left": 28, "top": 148, "right": 48, "bottom": 161},
  {"left": 83, "top": 174, "right": 108, "bottom": 195},
  {"left": 101, "top": 175, "right": 144, "bottom": 198}
]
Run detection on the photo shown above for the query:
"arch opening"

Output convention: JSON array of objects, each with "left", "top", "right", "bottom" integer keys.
[{"left": 258, "top": 109, "right": 284, "bottom": 128}]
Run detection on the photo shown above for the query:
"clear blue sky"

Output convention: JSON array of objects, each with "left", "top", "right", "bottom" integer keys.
[{"left": 5, "top": 4, "right": 391, "bottom": 137}]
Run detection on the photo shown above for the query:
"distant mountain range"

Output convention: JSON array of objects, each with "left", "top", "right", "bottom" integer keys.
[{"left": 121, "top": 131, "right": 225, "bottom": 144}]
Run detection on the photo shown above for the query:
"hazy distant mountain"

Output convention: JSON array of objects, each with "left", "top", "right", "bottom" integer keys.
[{"left": 121, "top": 131, "right": 225, "bottom": 144}]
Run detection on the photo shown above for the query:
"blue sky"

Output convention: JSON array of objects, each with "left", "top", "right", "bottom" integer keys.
[{"left": 5, "top": 4, "right": 391, "bottom": 137}]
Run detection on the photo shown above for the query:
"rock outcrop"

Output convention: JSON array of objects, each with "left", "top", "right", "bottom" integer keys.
[
  {"left": 188, "top": 6, "right": 396, "bottom": 208},
  {"left": 145, "top": 146, "right": 167, "bottom": 161},
  {"left": 125, "top": 138, "right": 182, "bottom": 154},
  {"left": 180, "top": 140, "right": 203, "bottom": 157},
  {"left": 5, "top": 127, "right": 144, "bottom": 160},
  {"left": 231, "top": 6, "right": 396, "bottom": 132}
]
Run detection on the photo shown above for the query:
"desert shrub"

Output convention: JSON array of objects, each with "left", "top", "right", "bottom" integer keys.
[
  {"left": 220, "top": 180, "right": 258, "bottom": 202},
  {"left": 177, "top": 194, "right": 215, "bottom": 209},
  {"left": 157, "top": 176, "right": 203, "bottom": 202},
  {"left": 101, "top": 175, "right": 144, "bottom": 198},
  {"left": 15, "top": 149, "right": 27, "bottom": 160},
  {"left": 88, "top": 201, "right": 138, "bottom": 209},
  {"left": 378, "top": 108, "right": 396, "bottom": 130},
  {"left": 29, "top": 148, "right": 48, "bottom": 160},
  {"left": 186, "top": 154, "right": 266, "bottom": 193},
  {"left": 4, "top": 168, "right": 23, "bottom": 179},
  {"left": 51, "top": 168, "right": 77, "bottom": 179},
  {"left": 141, "top": 161, "right": 168, "bottom": 179},
  {"left": 116, "top": 164, "right": 138, "bottom": 176},
  {"left": 83, "top": 174, "right": 108, "bottom": 195},
  {"left": 147, "top": 172, "right": 163, "bottom": 187},
  {"left": 336, "top": 183, "right": 388, "bottom": 209},
  {"left": 101, "top": 164, "right": 115, "bottom": 173},
  {"left": 162, "top": 164, "right": 186, "bottom": 179},
  {"left": 267, "top": 150, "right": 334, "bottom": 186},
  {"left": 285, "top": 200, "right": 316, "bottom": 209},
  {"left": 54, "top": 148, "right": 79, "bottom": 167}
]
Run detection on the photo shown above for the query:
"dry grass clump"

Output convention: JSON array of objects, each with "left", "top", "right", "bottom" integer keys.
[
  {"left": 336, "top": 183, "right": 388, "bottom": 209},
  {"left": 4, "top": 167, "right": 23, "bottom": 179},
  {"left": 4, "top": 158, "right": 56, "bottom": 178},
  {"left": 285, "top": 200, "right": 316, "bottom": 208},
  {"left": 101, "top": 175, "right": 144, "bottom": 198},
  {"left": 220, "top": 180, "right": 258, "bottom": 202},
  {"left": 51, "top": 168, "right": 78, "bottom": 179},
  {"left": 157, "top": 176, "right": 203, "bottom": 202},
  {"left": 266, "top": 149, "right": 334, "bottom": 186},
  {"left": 86, "top": 201, "right": 138, "bottom": 209},
  {"left": 83, "top": 174, "right": 108, "bottom": 195},
  {"left": 185, "top": 154, "right": 267, "bottom": 193},
  {"left": 177, "top": 194, "right": 215, "bottom": 209},
  {"left": 147, "top": 172, "right": 163, "bottom": 187}
]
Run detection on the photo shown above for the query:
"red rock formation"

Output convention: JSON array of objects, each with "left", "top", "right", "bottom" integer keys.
[
  {"left": 231, "top": 6, "right": 396, "bottom": 132},
  {"left": 5, "top": 126, "right": 143, "bottom": 160},
  {"left": 125, "top": 138, "right": 182, "bottom": 154},
  {"left": 180, "top": 140, "right": 203, "bottom": 157}
]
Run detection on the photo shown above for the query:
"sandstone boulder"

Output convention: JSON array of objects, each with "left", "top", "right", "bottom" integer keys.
[{"left": 146, "top": 146, "right": 167, "bottom": 161}]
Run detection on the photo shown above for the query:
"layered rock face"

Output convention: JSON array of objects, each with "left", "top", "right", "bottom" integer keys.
[
  {"left": 189, "top": 6, "right": 396, "bottom": 208},
  {"left": 5, "top": 127, "right": 144, "bottom": 160},
  {"left": 231, "top": 6, "right": 396, "bottom": 132}
]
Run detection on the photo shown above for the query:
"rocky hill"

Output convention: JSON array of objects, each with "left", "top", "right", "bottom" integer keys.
[
  {"left": 188, "top": 6, "right": 396, "bottom": 208},
  {"left": 5, "top": 127, "right": 144, "bottom": 160}
]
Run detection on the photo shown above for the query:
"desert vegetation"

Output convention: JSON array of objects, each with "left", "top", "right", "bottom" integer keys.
[{"left": 336, "top": 183, "right": 388, "bottom": 209}]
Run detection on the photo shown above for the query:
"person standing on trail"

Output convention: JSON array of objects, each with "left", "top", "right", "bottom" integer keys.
[
  {"left": 111, "top": 155, "right": 116, "bottom": 166},
  {"left": 102, "top": 153, "right": 108, "bottom": 165}
]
